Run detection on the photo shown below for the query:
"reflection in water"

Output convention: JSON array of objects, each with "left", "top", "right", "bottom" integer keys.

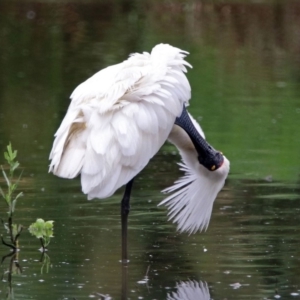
[
  {"left": 122, "top": 265, "right": 128, "bottom": 300},
  {"left": 95, "top": 292, "right": 112, "bottom": 300},
  {"left": 40, "top": 251, "right": 51, "bottom": 274},
  {"left": 120, "top": 262, "right": 209, "bottom": 300},
  {"left": 1, "top": 251, "right": 22, "bottom": 299},
  {"left": 167, "top": 280, "right": 210, "bottom": 300},
  {"left": 1, "top": 249, "right": 52, "bottom": 298}
]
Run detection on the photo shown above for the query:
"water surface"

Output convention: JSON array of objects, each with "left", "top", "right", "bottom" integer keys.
[{"left": 0, "top": 1, "right": 300, "bottom": 299}]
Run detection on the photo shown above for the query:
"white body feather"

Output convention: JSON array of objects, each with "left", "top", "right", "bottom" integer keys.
[
  {"left": 49, "top": 43, "right": 229, "bottom": 233},
  {"left": 49, "top": 44, "right": 191, "bottom": 199}
]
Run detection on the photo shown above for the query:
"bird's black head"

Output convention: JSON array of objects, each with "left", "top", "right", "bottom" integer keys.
[{"left": 198, "top": 149, "right": 224, "bottom": 171}]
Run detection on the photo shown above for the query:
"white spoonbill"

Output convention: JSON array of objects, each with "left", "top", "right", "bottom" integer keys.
[{"left": 49, "top": 44, "right": 230, "bottom": 262}]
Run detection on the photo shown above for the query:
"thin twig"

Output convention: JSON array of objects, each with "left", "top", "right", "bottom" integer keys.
[
  {"left": 1, "top": 236, "right": 16, "bottom": 250},
  {"left": 14, "top": 226, "right": 23, "bottom": 245},
  {"left": 1, "top": 251, "right": 15, "bottom": 265},
  {"left": 8, "top": 216, "right": 15, "bottom": 246},
  {"left": 39, "top": 237, "right": 46, "bottom": 251}
]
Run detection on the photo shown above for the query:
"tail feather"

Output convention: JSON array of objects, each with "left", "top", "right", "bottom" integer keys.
[
  {"left": 54, "top": 148, "right": 85, "bottom": 178},
  {"left": 49, "top": 111, "right": 87, "bottom": 178}
]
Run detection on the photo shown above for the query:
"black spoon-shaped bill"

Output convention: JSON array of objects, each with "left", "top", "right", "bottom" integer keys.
[{"left": 175, "top": 106, "right": 224, "bottom": 171}]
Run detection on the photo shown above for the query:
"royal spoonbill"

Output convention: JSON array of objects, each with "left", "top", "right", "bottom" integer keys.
[{"left": 49, "top": 44, "right": 230, "bottom": 262}]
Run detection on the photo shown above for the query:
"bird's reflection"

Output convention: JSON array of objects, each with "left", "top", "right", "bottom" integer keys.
[
  {"left": 167, "top": 280, "right": 211, "bottom": 300},
  {"left": 119, "top": 263, "right": 210, "bottom": 300},
  {"left": 121, "top": 265, "right": 128, "bottom": 300}
]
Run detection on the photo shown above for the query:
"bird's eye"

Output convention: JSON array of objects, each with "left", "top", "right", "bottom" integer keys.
[{"left": 211, "top": 165, "right": 216, "bottom": 171}]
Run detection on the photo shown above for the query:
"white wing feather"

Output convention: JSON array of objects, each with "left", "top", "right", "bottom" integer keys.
[{"left": 49, "top": 44, "right": 192, "bottom": 199}]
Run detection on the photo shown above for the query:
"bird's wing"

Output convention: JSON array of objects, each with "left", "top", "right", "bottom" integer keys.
[
  {"left": 49, "top": 44, "right": 192, "bottom": 199},
  {"left": 80, "top": 101, "right": 177, "bottom": 199}
]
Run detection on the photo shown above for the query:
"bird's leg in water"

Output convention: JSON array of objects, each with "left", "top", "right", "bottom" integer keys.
[{"left": 121, "top": 178, "right": 134, "bottom": 264}]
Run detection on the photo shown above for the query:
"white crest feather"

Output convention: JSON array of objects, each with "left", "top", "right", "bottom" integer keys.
[
  {"left": 160, "top": 157, "right": 229, "bottom": 234},
  {"left": 160, "top": 157, "right": 230, "bottom": 234}
]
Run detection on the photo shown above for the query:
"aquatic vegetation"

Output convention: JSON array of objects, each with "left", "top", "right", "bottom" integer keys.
[
  {"left": 28, "top": 219, "right": 54, "bottom": 250},
  {"left": 0, "top": 144, "right": 55, "bottom": 252},
  {"left": 0, "top": 143, "right": 23, "bottom": 249}
]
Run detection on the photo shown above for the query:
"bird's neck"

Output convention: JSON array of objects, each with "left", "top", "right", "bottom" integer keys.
[
  {"left": 168, "top": 124, "right": 199, "bottom": 170},
  {"left": 168, "top": 124, "right": 230, "bottom": 180}
]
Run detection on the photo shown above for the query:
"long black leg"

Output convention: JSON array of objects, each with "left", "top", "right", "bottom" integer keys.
[{"left": 121, "top": 178, "right": 134, "bottom": 264}]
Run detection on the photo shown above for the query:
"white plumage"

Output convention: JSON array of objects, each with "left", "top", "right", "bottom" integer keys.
[
  {"left": 49, "top": 43, "right": 229, "bottom": 234},
  {"left": 161, "top": 116, "right": 230, "bottom": 233}
]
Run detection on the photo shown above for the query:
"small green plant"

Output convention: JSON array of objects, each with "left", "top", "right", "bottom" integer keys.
[
  {"left": 0, "top": 143, "right": 23, "bottom": 248},
  {"left": 0, "top": 143, "right": 23, "bottom": 214},
  {"left": 28, "top": 219, "right": 54, "bottom": 250}
]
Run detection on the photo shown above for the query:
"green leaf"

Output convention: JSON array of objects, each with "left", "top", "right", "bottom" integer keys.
[
  {"left": 6, "top": 144, "right": 12, "bottom": 160},
  {"left": 1, "top": 167, "right": 10, "bottom": 187},
  {"left": 4, "top": 152, "right": 10, "bottom": 162},
  {"left": 7, "top": 143, "right": 15, "bottom": 159},
  {"left": 12, "top": 161, "right": 19, "bottom": 171},
  {"left": 36, "top": 218, "right": 45, "bottom": 225},
  {"left": 28, "top": 222, "right": 43, "bottom": 239},
  {"left": 13, "top": 150, "right": 17, "bottom": 160},
  {"left": 11, "top": 201, "right": 16, "bottom": 213},
  {"left": 14, "top": 192, "right": 23, "bottom": 200},
  {"left": 44, "top": 220, "right": 54, "bottom": 228},
  {"left": 15, "top": 169, "right": 24, "bottom": 187},
  {"left": 11, "top": 183, "right": 16, "bottom": 192},
  {"left": 0, "top": 186, "right": 5, "bottom": 199},
  {"left": 12, "top": 223, "right": 18, "bottom": 237},
  {"left": 3, "top": 222, "right": 9, "bottom": 232},
  {"left": 44, "top": 222, "right": 54, "bottom": 244},
  {"left": 17, "top": 224, "right": 23, "bottom": 234},
  {"left": 11, "top": 192, "right": 23, "bottom": 213}
]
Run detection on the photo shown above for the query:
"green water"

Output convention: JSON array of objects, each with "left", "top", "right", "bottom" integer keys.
[{"left": 0, "top": 1, "right": 300, "bottom": 299}]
